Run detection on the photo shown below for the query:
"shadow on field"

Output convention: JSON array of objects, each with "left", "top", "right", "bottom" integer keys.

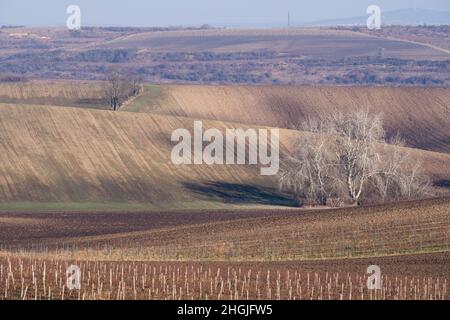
[
  {"left": 434, "top": 180, "right": 450, "bottom": 189},
  {"left": 75, "top": 98, "right": 109, "bottom": 108},
  {"left": 183, "top": 181, "right": 297, "bottom": 207}
]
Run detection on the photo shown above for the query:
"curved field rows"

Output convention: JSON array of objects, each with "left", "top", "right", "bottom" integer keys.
[
  {"left": 0, "top": 80, "right": 107, "bottom": 109},
  {"left": 0, "top": 103, "right": 283, "bottom": 206},
  {"left": 0, "top": 103, "right": 449, "bottom": 205},
  {"left": 1, "top": 198, "right": 449, "bottom": 262},
  {"left": 2, "top": 82, "right": 448, "bottom": 153},
  {"left": 124, "top": 85, "right": 450, "bottom": 153}
]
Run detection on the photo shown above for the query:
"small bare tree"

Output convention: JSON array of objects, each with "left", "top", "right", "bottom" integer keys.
[
  {"left": 371, "top": 141, "right": 407, "bottom": 202},
  {"left": 105, "top": 71, "right": 142, "bottom": 111},
  {"left": 106, "top": 71, "right": 122, "bottom": 111},
  {"left": 397, "top": 161, "right": 432, "bottom": 200},
  {"left": 130, "top": 74, "right": 144, "bottom": 96}
]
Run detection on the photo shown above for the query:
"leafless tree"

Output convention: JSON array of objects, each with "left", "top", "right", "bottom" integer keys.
[
  {"left": 279, "top": 118, "right": 341, "bottom": 206},
  {"left": 371, "top": 142, "right": 406, "bottom": 202},
  {"left": 397, "top": 161, "right": 432, "bottom": 200},
  {"left": 370, "top": 133, "right": 432, "bottom": 202},
  {"left": 279, "top": 109, "right": 433, "bottom": 207},
  {"left": 326, "top": 109, "right": 385, "bottom": 204},
  {"left": 106, "top": 71, "right": 123, "bottom": 111},
  {"left": 105, "top": 71, "right": 142, "bottom": 111},
  {"left": 130, "top": 74, "right": 144, "bottom": 96}
]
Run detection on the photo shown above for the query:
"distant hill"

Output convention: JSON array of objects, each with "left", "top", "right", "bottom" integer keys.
[
  {"left": 303, "top": 8, "right": 450, "bottom": 27},
  {"left": 1, "top": 27, "right": 448, "bottom": 85}
]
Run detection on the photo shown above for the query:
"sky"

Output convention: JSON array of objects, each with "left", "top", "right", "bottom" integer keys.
[{"left": 0, "top": 0, "right": 449, "bottom": 27}]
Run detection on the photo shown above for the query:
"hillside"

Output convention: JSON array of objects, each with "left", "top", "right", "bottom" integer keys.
[
  {"left": 0, "top": 103, "right": 287, "bottom": 208},
  {"left": 96, "top": 28, "right": 449, "bottom": 60},
  {"left": 0, "top": 103, "right": 449, "bottom": 207},
  {"left": 0, "top": 80, "right": 107, "bottom": 109},
  {"left": 124, "top": 85, "right": 450, "bottom": 154}
]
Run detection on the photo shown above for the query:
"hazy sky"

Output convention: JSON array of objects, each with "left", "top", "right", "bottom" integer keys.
[{"left": 1, "top": 0, "right": 449, "bottom": 27}]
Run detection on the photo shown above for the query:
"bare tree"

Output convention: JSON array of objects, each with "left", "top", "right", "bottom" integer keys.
[
  {"left": 370, "top": 133, "right": 432, "bottom": 203},
  {"left": 105, "top": 71, "right": 143, "bottom": 111},
  {"left": 371, "top": 144, "right": 406, "bottom": 202},
  {"left": 106, "top": 71, "right": 122, "bottom": 111},
  {"left": 397, "top": 161, "right": 432, "bottom": 200},
  {"left": 130, "top": 74, "right": 144, "bottom": 96},
  {"left": 279, "top": 118, "right": 341, "bottom": 206},
  {"left": 279, "top": 109, "right": 433, "bottom": 207},
  {"left": 326, "top": 109, "right": 385, "bottom": 204}
]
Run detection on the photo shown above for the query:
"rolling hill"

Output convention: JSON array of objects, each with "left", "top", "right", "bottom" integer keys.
[
  {"left": 0, "top": 103, "right": 287, "bottom": 208},
  {"left": 95, "top": 28, "right": 449, "bottom": 60},
  {"left": 0, "top": 101, "right": 449, "bottom": 208},
  {"left": 0, "top": 80, "right": 107, "bottom": 109},
  {"left": 123, "top": 85, "right": 450, "bottom": 154},
  {"left": 2, "top": 27, "right": 449, "bottom": 85}
]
